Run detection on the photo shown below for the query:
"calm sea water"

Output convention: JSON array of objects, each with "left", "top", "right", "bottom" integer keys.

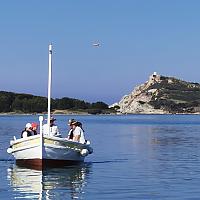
[{"left": 1, "top": 114, "right": 200, "bottom": 199}]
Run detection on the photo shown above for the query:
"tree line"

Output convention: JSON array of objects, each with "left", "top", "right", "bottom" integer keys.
[{"left": 0, "top": 91, "right": 112, "bottom": 114}]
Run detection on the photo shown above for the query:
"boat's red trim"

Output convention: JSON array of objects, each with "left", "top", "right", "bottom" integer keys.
[{"left": 16, "top": 159, "right": 83, "bottom": 170}]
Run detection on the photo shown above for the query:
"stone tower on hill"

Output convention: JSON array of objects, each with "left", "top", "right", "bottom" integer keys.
[{"left": 112, "top": 73, "right": 200, "bottom": 114}]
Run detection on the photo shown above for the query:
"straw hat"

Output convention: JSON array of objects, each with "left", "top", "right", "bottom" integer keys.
[
  {"left": 71, "top": 121, "right": 78, "bottom": 125},
  {"left": 68, "top": 119, "right": 76, "bottom": 125}
]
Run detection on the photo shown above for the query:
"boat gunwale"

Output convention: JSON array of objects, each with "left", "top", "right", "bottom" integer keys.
[
  {"left": 10, "top": 144, "right": 41, "bottom": 154},
  {"left": 11, "top": 135, "right": 89, "bottom": 146},
  {"left": 10, "top": 135, "right": 92, "bottom": 152},
  {"left": 10, "top": 135, "right": 40, "bottom": 145}
]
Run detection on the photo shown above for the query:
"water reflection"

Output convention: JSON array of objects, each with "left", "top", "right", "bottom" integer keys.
[{"left": 7, "top": 163, "right": 92, "bottom": 199}]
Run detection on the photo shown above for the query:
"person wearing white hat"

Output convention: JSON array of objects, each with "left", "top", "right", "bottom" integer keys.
[{"left": 21, "top": 123, "right": 33, "bottom": 138}]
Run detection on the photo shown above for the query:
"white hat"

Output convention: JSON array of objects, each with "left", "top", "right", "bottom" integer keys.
[{"left": 26, "top": 123, "right": 32, "bottom": 129}]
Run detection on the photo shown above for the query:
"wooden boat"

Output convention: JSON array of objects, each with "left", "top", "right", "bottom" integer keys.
[
  {"left": 7, "top": 133, "right": 93, "bottom": 169},
  {"left": 7, "top": 44, "right": 93, "bottom": 170}
]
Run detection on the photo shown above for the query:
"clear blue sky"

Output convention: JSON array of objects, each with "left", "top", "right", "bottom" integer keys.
[{"left": 1, "top": 1, "right": 200, "bottom": 104}]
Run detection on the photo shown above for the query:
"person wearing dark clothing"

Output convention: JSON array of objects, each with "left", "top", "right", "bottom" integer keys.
[
  {"left": 21, "top": 123, "right": 33, "bottom": 138},
  {"left": 67, "top": 119, "right": 76, "bottom": 140}
]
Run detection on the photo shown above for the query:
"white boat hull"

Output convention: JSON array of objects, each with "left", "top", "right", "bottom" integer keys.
[{"left": 8, "top": 135, "right": 93, "bottom": 169}]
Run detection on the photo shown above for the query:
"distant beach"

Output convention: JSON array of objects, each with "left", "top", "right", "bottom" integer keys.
[{"left": 0, "top": 109, "right": 117, "bottom": 116}]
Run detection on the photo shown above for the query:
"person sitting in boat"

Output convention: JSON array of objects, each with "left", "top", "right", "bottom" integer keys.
[
  {"left": 21, "top": 123, "right": 33, "bottom": 138},
  {"left": 31, "top": 122, "right": 38, "bottom": 135},
  {"left": 71, "top": 121, "right": 85, "bottom": 144},
  {"left": 43, "top": 116, "right": 60, "bottom": 137},
  {"left": 66, "top": 118, "right": 76, "bottom": 140}
]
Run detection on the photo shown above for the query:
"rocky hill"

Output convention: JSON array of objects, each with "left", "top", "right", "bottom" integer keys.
[{"left": 113, "top": 73, "right": 200, "bottom": 114}]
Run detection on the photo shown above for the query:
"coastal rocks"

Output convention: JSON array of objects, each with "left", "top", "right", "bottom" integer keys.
[{"left": 114, "top": 72, "right": 200, "bottom": 114}]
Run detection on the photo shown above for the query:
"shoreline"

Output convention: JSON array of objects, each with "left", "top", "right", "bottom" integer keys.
[
  {"left": 0, "top": 109, "right": 117, "bottom": 116},
  {"left": 1, "top": 111, "right": 200, "bottom": 116}
]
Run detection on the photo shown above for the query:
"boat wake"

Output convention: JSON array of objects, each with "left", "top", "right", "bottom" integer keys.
[{"left": 92, "top": 158, "right": 128, "bottom": 164}]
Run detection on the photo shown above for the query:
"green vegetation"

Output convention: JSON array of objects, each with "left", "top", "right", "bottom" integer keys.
[
  {"left": 0, "top": 91, "right": 115, "bottom": 114},
  {"left": 148, "top": 76, "right": 200, "bottom": 113}
]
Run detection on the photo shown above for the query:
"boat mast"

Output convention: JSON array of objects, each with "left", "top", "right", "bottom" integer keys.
[{"left": 47, "top": 44, "right": 52, "bottom": 135}]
